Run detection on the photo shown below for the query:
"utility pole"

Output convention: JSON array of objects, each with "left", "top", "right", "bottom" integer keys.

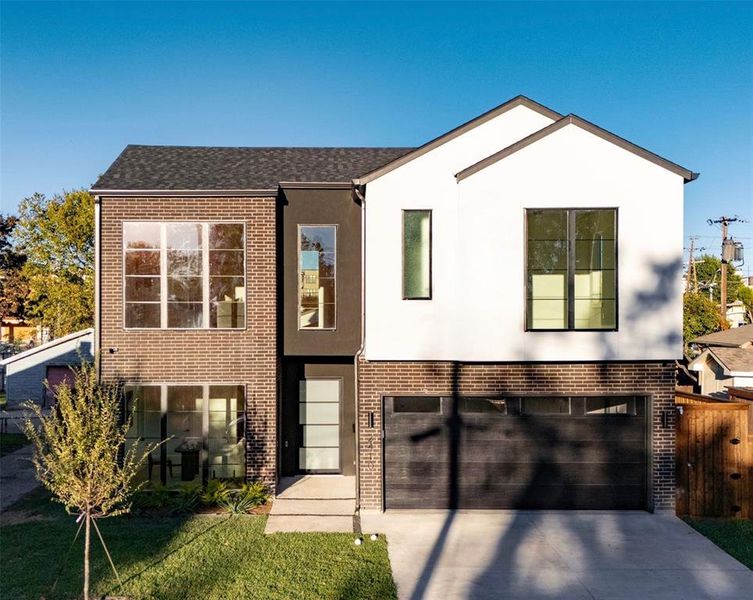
[
  {"left": 685, "top": 236, "right": 704, "bottom": 293},
  {"left": 708, "top": 216, "right": 740, "bottom": 321}
]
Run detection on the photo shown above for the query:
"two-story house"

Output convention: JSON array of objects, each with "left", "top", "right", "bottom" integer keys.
[{"left": 92, "top": 95, "right": 696, "bottom": 513}]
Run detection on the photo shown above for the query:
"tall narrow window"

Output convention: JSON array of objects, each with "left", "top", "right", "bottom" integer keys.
[
  {"left": 526, "top": 208, "right": 616, "bottom": 330},
  {"left": 166, "top": 223, "right": 203, "bottom": 328},
  {"left": 124, "top": 223, "right": 162, "bottom": 328},
  {"left": 123, "top": 222, "right": 245, "bottom": 329},
  {"left": 403, "top": 210, "right": 431, "bottom": 299},
  {"left": 298, "top": 225, "right": 336, "bottom": 329},
  {"left": 209, "top": 224, "right": 245, "bottom": 328}
]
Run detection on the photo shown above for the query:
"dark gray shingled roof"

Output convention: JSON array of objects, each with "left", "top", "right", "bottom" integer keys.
[
  {"left": 91, "top": 145, "right": 414, "bottom": 192},
  {"left": 692, "top": 323, "right": 753, "bottom": 348}
]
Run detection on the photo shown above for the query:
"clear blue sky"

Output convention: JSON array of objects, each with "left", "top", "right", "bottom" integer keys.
[{"left": 1, "top": 1, "right": 752, "bottom": 273}]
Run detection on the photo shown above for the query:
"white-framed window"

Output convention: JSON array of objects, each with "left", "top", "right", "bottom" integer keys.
[
  {"left": 124, "top": 222, "right": 245, "bottom": 329},
  {"left": 297, "top": 225, "right": 336, "bottom": 330}
]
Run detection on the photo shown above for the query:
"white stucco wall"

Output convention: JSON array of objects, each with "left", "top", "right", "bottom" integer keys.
[{"left": 364, "top": 115, "right": 686, "bottom": 362}]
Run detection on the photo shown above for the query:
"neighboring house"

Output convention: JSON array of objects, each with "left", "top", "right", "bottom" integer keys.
[
  {"left": 91, "top": 95, "right": 697, "bottom": 512},
  {"left": 0, "top": 316, "right": 41, "bottom": 346},
  {"left": 726, "top": 300, "right": 749, "bottom": 328},
  {"left": 689, "top": 324, "right": 753, "bottom": 396},
  {"left": 0, "top": 328, "right": 93, "bottom": 407}
]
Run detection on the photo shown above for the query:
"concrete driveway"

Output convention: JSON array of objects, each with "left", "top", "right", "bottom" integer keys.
[{"left": 361, "top": 511, "right": 752, "bottom": 600}]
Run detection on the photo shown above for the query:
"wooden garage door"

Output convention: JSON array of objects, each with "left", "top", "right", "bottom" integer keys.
[{"left": 384, "top": 395, "right": 648, "bottom": 510}]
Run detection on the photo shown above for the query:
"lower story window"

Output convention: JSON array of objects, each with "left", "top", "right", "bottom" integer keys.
[{"left": 125, "top": 384, "right": 245, "bottom": 484}]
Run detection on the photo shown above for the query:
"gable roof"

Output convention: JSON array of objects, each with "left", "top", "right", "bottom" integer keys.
[
  {"left": 707, "top": 347, "right": 753, "bottom": 375},
  {"left": 354, "top": 95, "right": 562, "bottom": 185},
  {"left": 692, "top": 323, "right": 753, "bottom": 348},
  {"left": 91, "top": 146, "right": 413, "bottom": 194},
  {"left": 455, "top": 114, "right": 699, "bottom": 183}
]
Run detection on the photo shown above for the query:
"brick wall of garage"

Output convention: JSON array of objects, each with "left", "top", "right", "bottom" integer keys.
[
  {"left": 98, "top": 196, "right": 278, "bottom": 487},
  {"left": 357, "top": 360, "right": 676, "bottom": 511}
]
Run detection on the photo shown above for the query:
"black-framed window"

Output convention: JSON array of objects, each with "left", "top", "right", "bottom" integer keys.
[
  {"left": 526, "top": 208, "right": 616, "bottom": 330},
  {"left": 125, "top": 384, "right": 245, "bottom": 484},
  {"left": 402, "top": 210, "right": 432, "bottom": 299}
]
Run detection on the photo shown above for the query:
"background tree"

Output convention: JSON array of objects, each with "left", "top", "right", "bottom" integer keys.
[
  {"left": 683, "top": 292, "right": 727, "bottom": 351},
  {"left": 16, "top": 191, "right": 94, "bottom": 338},
  {"left": 0, "top": 214, "right": 29, "bottom": 321},
  {"left": 694, "top": 254, "right": 745, "bottom": 304},
  {"left": 23, "top": 363, "right": 157, "bottom": 600}
]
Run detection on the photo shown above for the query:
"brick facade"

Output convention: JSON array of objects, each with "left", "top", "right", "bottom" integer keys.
[
  {"left": 357, "top": 359, "right": 676, "bottom": 511},
  {"left": 98, "top": 196, "right": 278, "bottom": 487}
]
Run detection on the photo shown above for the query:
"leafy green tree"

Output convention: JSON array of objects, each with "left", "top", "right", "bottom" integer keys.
[
  {"left": 738, "top": 285, "right": 753, "bottom": 321},
  {"left": 694, "top": 254, "right": 745, "bottom": 304},
  {"left": 683, "top": 292, "right": 726, "bottom": 351},
  {"left": 23, "top": 363, "right": 158, "bottom": 600},
  {"left": 15, "top": 191, "right": 94, "bottom": 337},
  {"left": 0, "top": 214, "right": 29, "bottom": 320}
]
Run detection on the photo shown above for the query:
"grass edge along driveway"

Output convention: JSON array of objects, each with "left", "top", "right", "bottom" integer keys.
[
  {"left": 0, "top": 490, "right": 396, "bottom": 600},
  {"left": 685, "top": 518, "right": 753, "bottom": 570}
]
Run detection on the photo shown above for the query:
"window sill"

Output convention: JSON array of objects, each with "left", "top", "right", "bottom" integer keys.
[{"left": 525, "top": 328, "right": 619, "bottom": 333}]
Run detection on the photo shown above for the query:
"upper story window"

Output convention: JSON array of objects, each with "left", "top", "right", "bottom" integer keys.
[
  {"left": 526, "top": 208, "right": 616, "bottom": 331},
  {"left": 403, "top": 210, "right": 432, "bottom": 299},
  {"left": 298, "top": 225, "right": 336, "bottom": 330},
  {"left": 124, "top": 222, "right": 245, "bottom": 329}
]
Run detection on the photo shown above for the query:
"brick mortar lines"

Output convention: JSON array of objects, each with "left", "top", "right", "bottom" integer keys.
[
  {"left": 357, "top": 359, "right": 676, "bottom": 511},
  {"left": 99, "top": 196, "right": 278, "bottom": 487}
]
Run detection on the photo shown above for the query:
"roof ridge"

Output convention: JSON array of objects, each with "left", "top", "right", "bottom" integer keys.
[
  {"left": 124, "top": 144, "right": 414, "bottom": 150},
  {"left": 455, "top": 113, "right": 698, "bottom": 183}
]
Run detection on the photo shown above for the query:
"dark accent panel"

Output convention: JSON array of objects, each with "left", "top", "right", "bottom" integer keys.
[
  {"left": 282, "top": 188, "right": 361, "bottom": 355},
  {"left": 281, "top": 358, "right": 356, "bottom": 476},
  {"left": 384, "top": 395, "right": 648, "bottom": 510}
]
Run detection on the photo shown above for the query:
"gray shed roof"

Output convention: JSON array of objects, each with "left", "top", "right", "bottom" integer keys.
[
  {"left": 708, "top": 347, "right": 753, "bottom": 373},
  {"left": 91, "top": 145, "right": 413, "bottom": 192},
  {"left": 692, "top": 324, "right": 753, "bottom": 348}
]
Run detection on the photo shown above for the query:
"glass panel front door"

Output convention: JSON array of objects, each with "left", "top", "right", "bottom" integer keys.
[{"left": 298, "top": 379, "right": 340, "bottom": 472}]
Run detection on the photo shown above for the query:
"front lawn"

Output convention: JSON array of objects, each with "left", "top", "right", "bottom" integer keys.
[
  {"left": 685, "top": 518, "right": 753, "bottom": 569},
  {"left": 0, "top": 432, "right": 29, "bottom": 457},
  {"left": 0, "top": 490, "right": 396, "bottom": 600}
]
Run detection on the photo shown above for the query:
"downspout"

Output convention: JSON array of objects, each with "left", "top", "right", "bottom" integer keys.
[
  {"left": 353, "top": 184, "right": 366, "bottom": 514},
  {"left": 93, "top": 196, "right": 102, "bottom": 382}
]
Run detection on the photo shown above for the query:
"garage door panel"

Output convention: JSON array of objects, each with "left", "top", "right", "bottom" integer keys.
[
  {"left": 384, "top": 395, "right": 648, "bottom": 510},
  {"left": 386, "top": 460, "right": 646, "bottom": 486},
  {"left": 385, "top": 439, "right": 646, "bottom": 464},
  {"left": 387, "top": 417, "right": 645, "bottom": 443}
]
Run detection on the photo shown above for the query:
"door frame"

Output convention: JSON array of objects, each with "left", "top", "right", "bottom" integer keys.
[{"left": 296, "top": 375, "right": 344, "bottom": 474}]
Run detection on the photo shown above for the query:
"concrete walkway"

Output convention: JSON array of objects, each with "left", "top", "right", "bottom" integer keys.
[
  {"left": 265, "top": 475, "right": 356, "bottom": 533},
  {"left": 361, "top": 510, "right": 752, "bottom": 600},
  {"left": 0, "top": 444, "right": 39, "bottom": 512}
]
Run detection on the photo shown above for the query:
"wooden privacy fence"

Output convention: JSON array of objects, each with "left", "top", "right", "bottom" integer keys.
[{"left": 675, "top": 389, "right": 752, "bottom": 519}]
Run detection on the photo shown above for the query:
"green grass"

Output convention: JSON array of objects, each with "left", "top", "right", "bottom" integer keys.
[
  {"left": 685, "top": 518, "right": 753, "bottom": 569},
  {"left": 0, "top": 490, "right": 396, "bottom": 600},
  {"left": 0, "top": 432, "right": 29, "bottom": 457}
]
